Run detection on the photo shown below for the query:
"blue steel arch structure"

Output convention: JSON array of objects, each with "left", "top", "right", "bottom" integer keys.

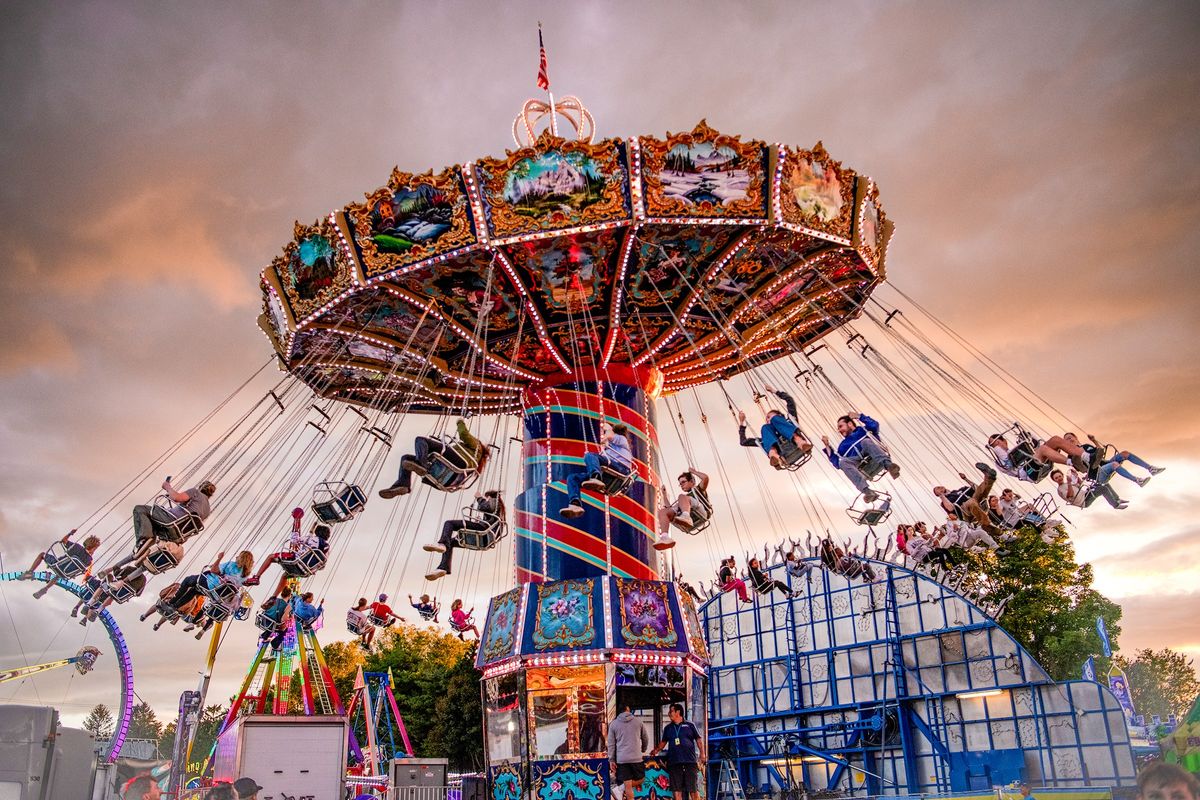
[
  {"left": 1, "top": 570, "right": 135, "bottom": 763},
  {"left": 699, "top": 558, "right": 1136, "bottom": 795}
]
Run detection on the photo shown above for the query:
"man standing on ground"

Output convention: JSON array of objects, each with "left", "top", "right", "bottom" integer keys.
[
  {"left": 650, "top": 703, "right": 705, "bottom": 800},
  {"left": 608, "top": 703, "right": 651, "bottom": 799},
  {"left": 233, "top": 777, "right": 264, "bottom": 799}
]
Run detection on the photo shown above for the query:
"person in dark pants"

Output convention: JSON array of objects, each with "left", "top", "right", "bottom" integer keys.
[
  {"left": 747, "top": 557, "right": 796, "bottom": 598},
  {"left": 378, "top": 419, "right": 486, "bottom": 498},
  {"left": 650, "top": 703, "right": 705, "bottom": 800},
  {"left": 422, "top": 490, "right": 505, "bottom": 581}
]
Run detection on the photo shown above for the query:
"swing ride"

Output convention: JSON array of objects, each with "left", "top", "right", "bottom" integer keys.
[{"left": 0, "top": 77, "right": 1158, "bottom": 798}]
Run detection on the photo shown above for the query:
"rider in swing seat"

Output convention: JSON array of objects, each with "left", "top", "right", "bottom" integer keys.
[
  {"left": 378, "top": 418, "right": 487, "bottom": 498},
  {"left": 737, "top": 386, "right": 814, "bottom": 469},
  {"left": 561, "top": 421, "right": 634, "bottom": 519},
  {"left": 423, "top": 489, "right": 505, "bottom": 580}
]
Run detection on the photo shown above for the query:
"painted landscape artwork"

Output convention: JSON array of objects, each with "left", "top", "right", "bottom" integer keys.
[
  {"left": 503, "top": 151, "right": 606, "bottom": 216},
  {"left": 289, "top": 234, "right": 338, "bottom": 300},
  {"left": 659, "top": 141, "right": 749, "bottom": 206},
  {"left": 790, "top": 157, "right": 844, "bottom": 223},
  {"left": 368, "top": 184, "right": 456, "bottom": 254}
]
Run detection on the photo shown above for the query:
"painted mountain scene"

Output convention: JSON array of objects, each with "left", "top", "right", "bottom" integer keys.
[
  {"left": 502, "top": 151, "right": 606, "bottom": 217},
  {"left": 659, "top": 141, "right": 749, "bottom": 206},
  {"left": 367, "top": 183, "right": 456, "bottom": 253}
]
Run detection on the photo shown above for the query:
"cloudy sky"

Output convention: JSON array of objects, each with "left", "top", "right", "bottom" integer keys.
[{"left": 1, "top": 1, "right": 1197, "bottom": 725}]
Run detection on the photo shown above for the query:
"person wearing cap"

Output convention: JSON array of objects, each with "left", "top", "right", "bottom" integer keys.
[
  {"left": 234, "top": 777, "right": 263, "bottom": 799},
  {"left": 368, "top": 593, "right": 399, "bottom": 626}
]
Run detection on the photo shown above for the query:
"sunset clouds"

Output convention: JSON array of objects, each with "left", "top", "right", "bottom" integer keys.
[{"left": 1, "top": 1, "right": 1197, "bottom": 719}]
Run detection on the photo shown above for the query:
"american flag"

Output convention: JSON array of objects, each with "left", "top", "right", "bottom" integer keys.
[{"left": 537, "top": 25, "right": 550, "bottom": 91}]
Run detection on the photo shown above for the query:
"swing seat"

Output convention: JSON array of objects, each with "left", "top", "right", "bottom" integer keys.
[
  {"left": 457, "top": 507, "right": 507, "bottom": 551},
  {"left": 203, "top": 578, "right": 240, "bottom": 604},
  {"left": 423, "top": 440, "right": 481, "bottom": 493},
  {"left": 101, "top": 580, "right": 138, "bottom": 604},
  {"left": 449, "top": 616, "right": 475, "bottom": 633},
  {"left": 367, "top": 612, "right": 392, "bottom": 627},
  {"left": 255, "top": 611, "right": 285, "bottom": 634},
  {"left": 772, "top": 438, "right": 812, "bottom": 471},
  {"left": 598, "top": 464, "right": 636, "bottom": 497},
  {"left": 152, "top": 597, "right": 181, "bottom": 622},
  {"left": 43, "top": 541, "right": 89, "bottom": 580},
  {"left": 144, "top": 542, "right": 182, "bottom": 575},
  {"left": 204, "top": 601, "right": 234, "bottom": 623},
  {"left": 417, "top": 608, "right": 438, "bottom": 621},
  {"left": 856, "top": 452, "right": 889, "bottom": 482},
  {"left": 152, "top": 495, "right": 205, "bottom": 541},
  {"left": 280, "top": 547, "right": 328, "bottom": 577},
  {"left": 311, "top": 482, "right": 367, "bottom": 523},
  {"left": 347, "top": 613, "right": 373, "bottom": 636},
  {"left": 846, "top": 492, "right": 892, "bottom": 526}
]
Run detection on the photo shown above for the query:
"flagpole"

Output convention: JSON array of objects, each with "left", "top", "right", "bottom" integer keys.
[{"left": 539, "top": 22, "right": 558, "bottom": 137}]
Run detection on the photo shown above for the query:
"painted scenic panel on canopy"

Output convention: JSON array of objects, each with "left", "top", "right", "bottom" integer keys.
[
  {"left": 347, "top": 166, "right": 478, "bottom": 279},
  {"left": 640, "top": 121, "right": 767, "bottom": 220},
  {"left": 854, "top": 180, "right": 890, "bottom": 275},
  {"left": 529, "top": 579, "right": 597, "bottom": 652},
  {"left": 506, "top": 228, "right": 620, "bottom": 312},
  {"left": 260, "top": 279, "right": 291, "bottom": 348},
  {"left": 614, "top": 579, "right": 678, "bottom": 650},
  {"left": 699, "top": 228, "right": 826, "bottom": 324},
  {"left": 625, "top": 224, "right": 740, "bottom": 309},
  {"left": 395, "top": 251, "right": 523, "bottom": 335},
  {"left": 778, "top": 143, "right": 857, "bottom": 243},
  {"left": 475, "top": 136, "right": 630, "bottom": 240},
  {"left": 338, "top": 289, "right": 448, "bottom": 353},
  {"left": 270, "top": 218, "right": 357, "bottom": 321}
]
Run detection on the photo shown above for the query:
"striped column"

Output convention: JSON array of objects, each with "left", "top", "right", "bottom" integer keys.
[{"left": 515, "top": 365, "right": 662, "bottom": 582}]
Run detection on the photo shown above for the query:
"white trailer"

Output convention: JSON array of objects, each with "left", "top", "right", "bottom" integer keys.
[
  {"left": 212, "top": 715, "right": 347, "bottom": 800},
  {"left": 0, "top": 705, "right": 59, "bottom": 800}
]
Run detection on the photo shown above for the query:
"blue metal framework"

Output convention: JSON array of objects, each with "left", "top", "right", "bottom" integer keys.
[{"left": 699, "top": 559, "right": 1136, "bottom": 795}]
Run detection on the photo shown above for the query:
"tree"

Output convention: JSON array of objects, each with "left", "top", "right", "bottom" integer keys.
[
  {"left": 1115, "top": 648, "right": 1200, "bottom": 721},
  {"left": 427, "top": 644, "right": 484, "bottom": 771},
  {"left": 82, "top": 704, "right": 115, "bottom": 740},
  {"left": 127, "top": 701, "right": 163, "bottom": 746},
  {"left": 323, "top": 622, "right": 479, "bottom": 765},
  {"left": 955, "top": 526, "right": 1123, "bottom": 680}
]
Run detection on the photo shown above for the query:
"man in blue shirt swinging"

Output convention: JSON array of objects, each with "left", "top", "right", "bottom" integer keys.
[
  {"left": 821, "top": 410, "right": 901, "bottom": 502},
  {"left": 650, "top": 702, "right": 705, "bottom": 800}
]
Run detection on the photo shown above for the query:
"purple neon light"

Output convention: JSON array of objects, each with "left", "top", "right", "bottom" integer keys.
[{"left": 0, "top": 571, "right": 134, "bottom": 763}]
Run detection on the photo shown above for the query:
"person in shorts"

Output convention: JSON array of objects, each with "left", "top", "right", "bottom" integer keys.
[
  {"left": 608, "top": 702, "right": 650, "bottom": 799},
  {"left": 650, "top": 703, "right": 704, "bottom": 800}
]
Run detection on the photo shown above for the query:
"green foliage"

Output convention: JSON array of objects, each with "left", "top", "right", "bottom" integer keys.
[
  {"left": 82, "top": 703, "right": 115, "bottom": 740},
  {"left": 323, "top": 623, "right": 482, "bottom": 770},
  {"left": 127, "top": 701, "right": 163, "bottom": 746},
  {"left": 956, "top": 526, "right": 1122, "bottom": 680},
  {"left": 1115, "top": 648, "right": 1200, "bottom": 720}
]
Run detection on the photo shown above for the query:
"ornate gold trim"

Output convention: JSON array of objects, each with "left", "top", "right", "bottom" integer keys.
[
  {"left": 640, "top": 121, "right": 767, "bottom": 220},
  {"left": 474, "top": 132, "right": 630, "bottom": 240},
  {"left": 778, "top": 142, "right": 857, "bottom": 242},
  {"left": 346, "top": 165, "right": 478, "bottom": 279}
]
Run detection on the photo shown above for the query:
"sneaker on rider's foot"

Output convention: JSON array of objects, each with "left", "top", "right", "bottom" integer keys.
[
  {"left": 425, "top": 569, "right": 447, "bottom": 581},
  {"left": 886, "top": 463, "right": 901, "bottom": 479},
  {"left": 581, "top": 475, "right": 605, "bottom": 491},
  {"left": 1149, "top": 465, "right": 1166, "bottom": 475},
  {"left": 673, "top": 513, "right": 694, "bottom": 530},
  {"left": 243, "top": 576, "right": 260, "bottom": 586},
  {"left": 32, "top": 586, "right": 50, "bottom": 599},
  {"left": 653, "top": 536, "right": 676, "bottom": 552},
  {"left": 975, "top": 462, "right": 997, "bottom": 480},
  {"left": 862, "top": 489, "right": 878, "bottom": 503},
  {"left": 422, "top": 543, "right": 446, "bottom": 553},
  {"left": 1135, "top": 476, "right": 1151, "bottom": 488},
  {"left": 1116, "top": 501, "right": 1130, "bottom": 510},
  {"left": 561, "top": 501, "right": 585, "bottom": 519},
  {"left": 401, "top": 456, "right": 428, "bottom": 477},
  {"left": 378, "top": 482, "right": 410, "bottom": 499}
]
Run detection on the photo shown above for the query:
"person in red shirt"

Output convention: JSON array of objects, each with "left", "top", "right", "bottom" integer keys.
[{"left": 368, "top": 594, "right": 400, "bottom": 626}]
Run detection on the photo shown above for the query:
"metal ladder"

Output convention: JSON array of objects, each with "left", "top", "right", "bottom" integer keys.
[
  {"left": 302, "top": 630, "right": 335, "bottom": 715},
  {"left": 718, "top": 759, "right": 747, "bottom": 800}
]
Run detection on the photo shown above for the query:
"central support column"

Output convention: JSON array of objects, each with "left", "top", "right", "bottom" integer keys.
[{"left": 515, "top": 364, "right": 662, "bottom": 583}]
